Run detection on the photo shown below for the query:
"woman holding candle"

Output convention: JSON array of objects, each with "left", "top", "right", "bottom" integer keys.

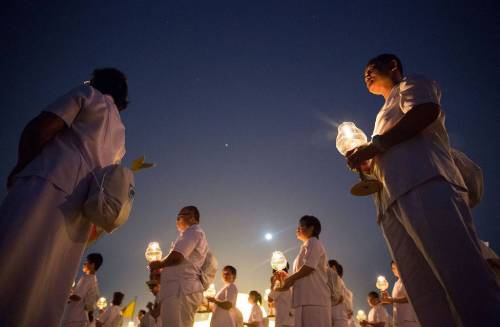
[
  {"left": 381, "top": 261, "right": 419, "bottom": 327},
  {"left": 208, "top": 265, "right": 238, "bottom": 327},
  {"left": 278, "top": 215, "right": 331, "bottom": 327},
  {"left": 268, "top": 264, "right": 294, "bottom": 327},
  {"left": 346, "top": 53, "right": 500, "bottom": 326}
]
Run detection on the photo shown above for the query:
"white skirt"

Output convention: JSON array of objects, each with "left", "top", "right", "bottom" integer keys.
[{"left": 0, "top": 176, "right": 91, "bottom": 327}]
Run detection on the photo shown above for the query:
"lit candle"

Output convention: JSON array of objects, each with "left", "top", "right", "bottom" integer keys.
[
  {"left": 270, "top": 251, "right": 287, "bottom": 271},
  {"left": 145, "top": 242, "right": 163, "bottom": 263},
  {"left": 204, "top": 283, "right": 217, "bottom": 298},
  {"left": 356, "top": 309, "right": 367, "bottom": 321},
  {"left": 335, "top": 121, "right": 382, "bottom": 196},
  {"left": 336, "top": 122, "right": 368, "bottom": 156},
  {"left": 376, "top": 275, "right": 389, "bottom": 291},
  {"left": 96, "top": 297, "right": 107, "bottom": 310}
]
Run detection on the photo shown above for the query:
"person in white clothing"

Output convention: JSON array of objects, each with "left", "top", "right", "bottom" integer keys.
[
  {"left": 96, "top": 292, "right": 124, "bottom": 327},
  {"left": 62, "top": 253, "right": 103, "bottom": 327},
  {"left": 149, "top": 205, "right": 209, "bottom": 327},
  {"left": 328, "top": 260, "right": 350, "bottom": 327},
  {"left": 0, "top": 68, "right": 128, "bottom": 327},
  {"left": 278, "top": 215, "right": 331, "bottom": 327},
  {"left": 208, "top": 265, "right": 238, "bottom": 327},
  {"left": 146, "top": 280, "right": 161, "bottom": 326},
  {"left": 140, "top": 303, "right": 157, "bottom": 327},
  {"left": 268, "top": 264, "right": 294, "bottom": 327},
  {"left": 347, "top": 54, "right": 500, "bottom": 326},
  {"left": 244, "top": 291, "right": 264, "bottom": 327},
  {"left": 360, "top": 292, "right": 389, "bottom": 327},
  {"left": 381, "top": 261, "right": 419, "bottom": 327}
]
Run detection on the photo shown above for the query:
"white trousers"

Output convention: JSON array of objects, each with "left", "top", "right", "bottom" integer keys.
[
  {"left": 0, "top": 176, "right": 91, "bottom": 327},
  {"left": 331, "top": 303, "right": 348, "bottom": 327},
  {"left": 294, "top": 305, "right": 331, "bottom": 327},
  {"left": 380, "top": 178, "right": 500, "bottom": 327},
  {"left": 161, "top": 292, "right": 203, "bottom": 327}
]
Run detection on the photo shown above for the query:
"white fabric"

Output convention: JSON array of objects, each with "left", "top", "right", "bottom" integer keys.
[
  {"left": 269, "top": 289, "right": 294, "bottom": 326},
  {"left": 0, "top": 85, "right": 125, "bottom": 327},
  {"left": 371, "top": 75, "right": 465, "bottom": 216},
  {"left": 0, "top": 176, "right": 92, "bottom": 327},
  {"left": 230, "top": 308, "right": 244, "bottom": 327},
  {"left": 98, "top": 305, "right": 123, "bottom": 327},
  {"left": 294, "top": 305, "right": 331, "bottom": 327},
  {"left": 62, "top": 274, "right": 100, "bottom": 326},
  {"left": 391, "top": 279, "right": 418, "bottom": 327},
  {"left": 248, "top": 304, "right": 264, "bottom": 327},
  {"left": 292, "top": 237, "right": 330, "bottom": 307},
  {"left": 368, "top": 304, "right": 389, "bottom": 324},
  {"left": 162, "top": 224, "right": 208, "bottom": 297},
  {"left": 18, "top": 85, "right": 126, "bottom": 195},
  {"left": 380, "top": 177, "right": 500, "bottom": 326},
  {"left": 160, "top": 291, "right": 202, "bottom": 327},
  {"left": 210, "top": 283, "right": 238, "bottom": 327}
]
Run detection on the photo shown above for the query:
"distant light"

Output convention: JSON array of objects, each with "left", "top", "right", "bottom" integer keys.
[
  {"left": 265, "top": 233, "right": 273, "bottom": 241},
  {"left": 224, "top": 143, "right": 229, "bottom": 147}
]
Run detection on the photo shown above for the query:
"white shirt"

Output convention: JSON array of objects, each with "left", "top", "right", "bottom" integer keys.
[
  {"left": 368, "top": 304, "right": 389, "bottom": 325},
  {"left": 62, "top": 274, "right": 100, "bottom": 325},
  {"left": 18, "top": 85, "right": 126, "bottom": 195},
  {"left": 98, "top": 305, "right": 123, "bottom": 327},
  {"left": 161, "top": 224, "right": 208, "bottom": 296},
  {"left": 269, "top": 289, "right": 294, "bottom": 326},
  {"left": 392, "top": 279, "right": 418, "bottom": 326},
  {"left": 292, "top": 237, "right": 330, "bottom": 307},
  {"left": 248, "top": 304, "right": 264, "bottom": 327},
  {"left": 371, "top": 76, "right": 465, "bottom": 216},
  {"left": 211, "top": 283, "right": 238, "bottom": 327}
]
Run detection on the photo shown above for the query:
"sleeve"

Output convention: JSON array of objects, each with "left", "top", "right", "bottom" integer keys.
[
  {"left": 399, "top": 77, "right": 441, "bottom": 113},
  {"left": 303, "top": 238, "right": 321, "bottom": 269},
  {"left": 83, "top": 280, "right": 99, "bottom": 311},
  {"left": 172, "top": 229, "right": 200, "bottom": 259},
  {"left": 226, "top": 285, "right": 238, "bottom": 306},
  {"left": 43, "top": 85, "right": 95, "bottom": 126},
  {"left": 73, "top": 276, "right": 90, "bottom": 299}
]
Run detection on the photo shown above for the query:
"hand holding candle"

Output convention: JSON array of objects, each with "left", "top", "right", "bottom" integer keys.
[{"left": 336, "top": 121, "right": 382, "bottom": 196}]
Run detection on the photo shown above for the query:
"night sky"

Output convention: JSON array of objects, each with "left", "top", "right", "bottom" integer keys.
[{"left": 1, "top": 0, "right": 500, "bottom": 316}]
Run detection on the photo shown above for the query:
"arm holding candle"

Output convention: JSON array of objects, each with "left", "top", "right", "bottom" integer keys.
[
  {"left": 347, "top": 102, "right": 441, "bottom": 169},
  {"left": 276, "top": 265, "right": 314, "bottom": 291}
]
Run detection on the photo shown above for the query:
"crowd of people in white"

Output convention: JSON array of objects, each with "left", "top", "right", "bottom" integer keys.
[{"left": 0, "top": 54, "right": 499, "bottom": 327}]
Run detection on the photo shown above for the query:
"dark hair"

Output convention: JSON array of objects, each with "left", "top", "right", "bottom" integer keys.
[
  {"left": 87, "top": 253, "right": 103, "bottom": 271},
  {"left": 366, "top": 53, "right": 403, "bottom": 75},
  {"left": 249, "top": 290, "right": 262, "bottom": 305},
  {"left": 368, "top": 291, "right": 379, "bottom": 299},
  {"left": 182, "top": 205, "right": 200, "bottom": 222},
  {"left": 299, "top": 215, "right": 321, "bottom": 238},
  {"left": 90, "top": 68, "right": 129, "bottom": 110},
  {"left": 112, "top": 291, "right": 125, "bottom": 305},
  {"left": 139, "top": 310, "right": 146, "bottom": 315},
  {"left": 328, "top": 259, "right": 343, "bottom": 278},
  {"left": 223, "top": 265, "right": 237, "bottom": 277}
]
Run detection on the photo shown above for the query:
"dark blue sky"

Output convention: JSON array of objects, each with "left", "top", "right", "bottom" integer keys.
[{"left": 1, "top": 0, "right": 499, "bottom": 315}]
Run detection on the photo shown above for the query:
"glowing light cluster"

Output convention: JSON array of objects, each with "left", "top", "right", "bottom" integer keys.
[
  {"left": 335, "top": 122, "right": 368, "bottom": 156},
  {"left": 145, "top": 242, "right": 163, "bottom": 263},
  {"left": 270, "top": 251, "right": 287, "bottom": 271},
  {"left": 356, "top": 309, "right": 367, "bottom": 321},
  {"left": 96, "top": 297, "right": 107, "bottom": 310},
  {"left": 376, "top": 275, "right": 389, "bottom": 291}
]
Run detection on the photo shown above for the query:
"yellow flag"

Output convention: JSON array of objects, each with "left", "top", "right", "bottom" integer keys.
[{"left": 122, "top": 296, "right": 137, "bottom": 319}]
